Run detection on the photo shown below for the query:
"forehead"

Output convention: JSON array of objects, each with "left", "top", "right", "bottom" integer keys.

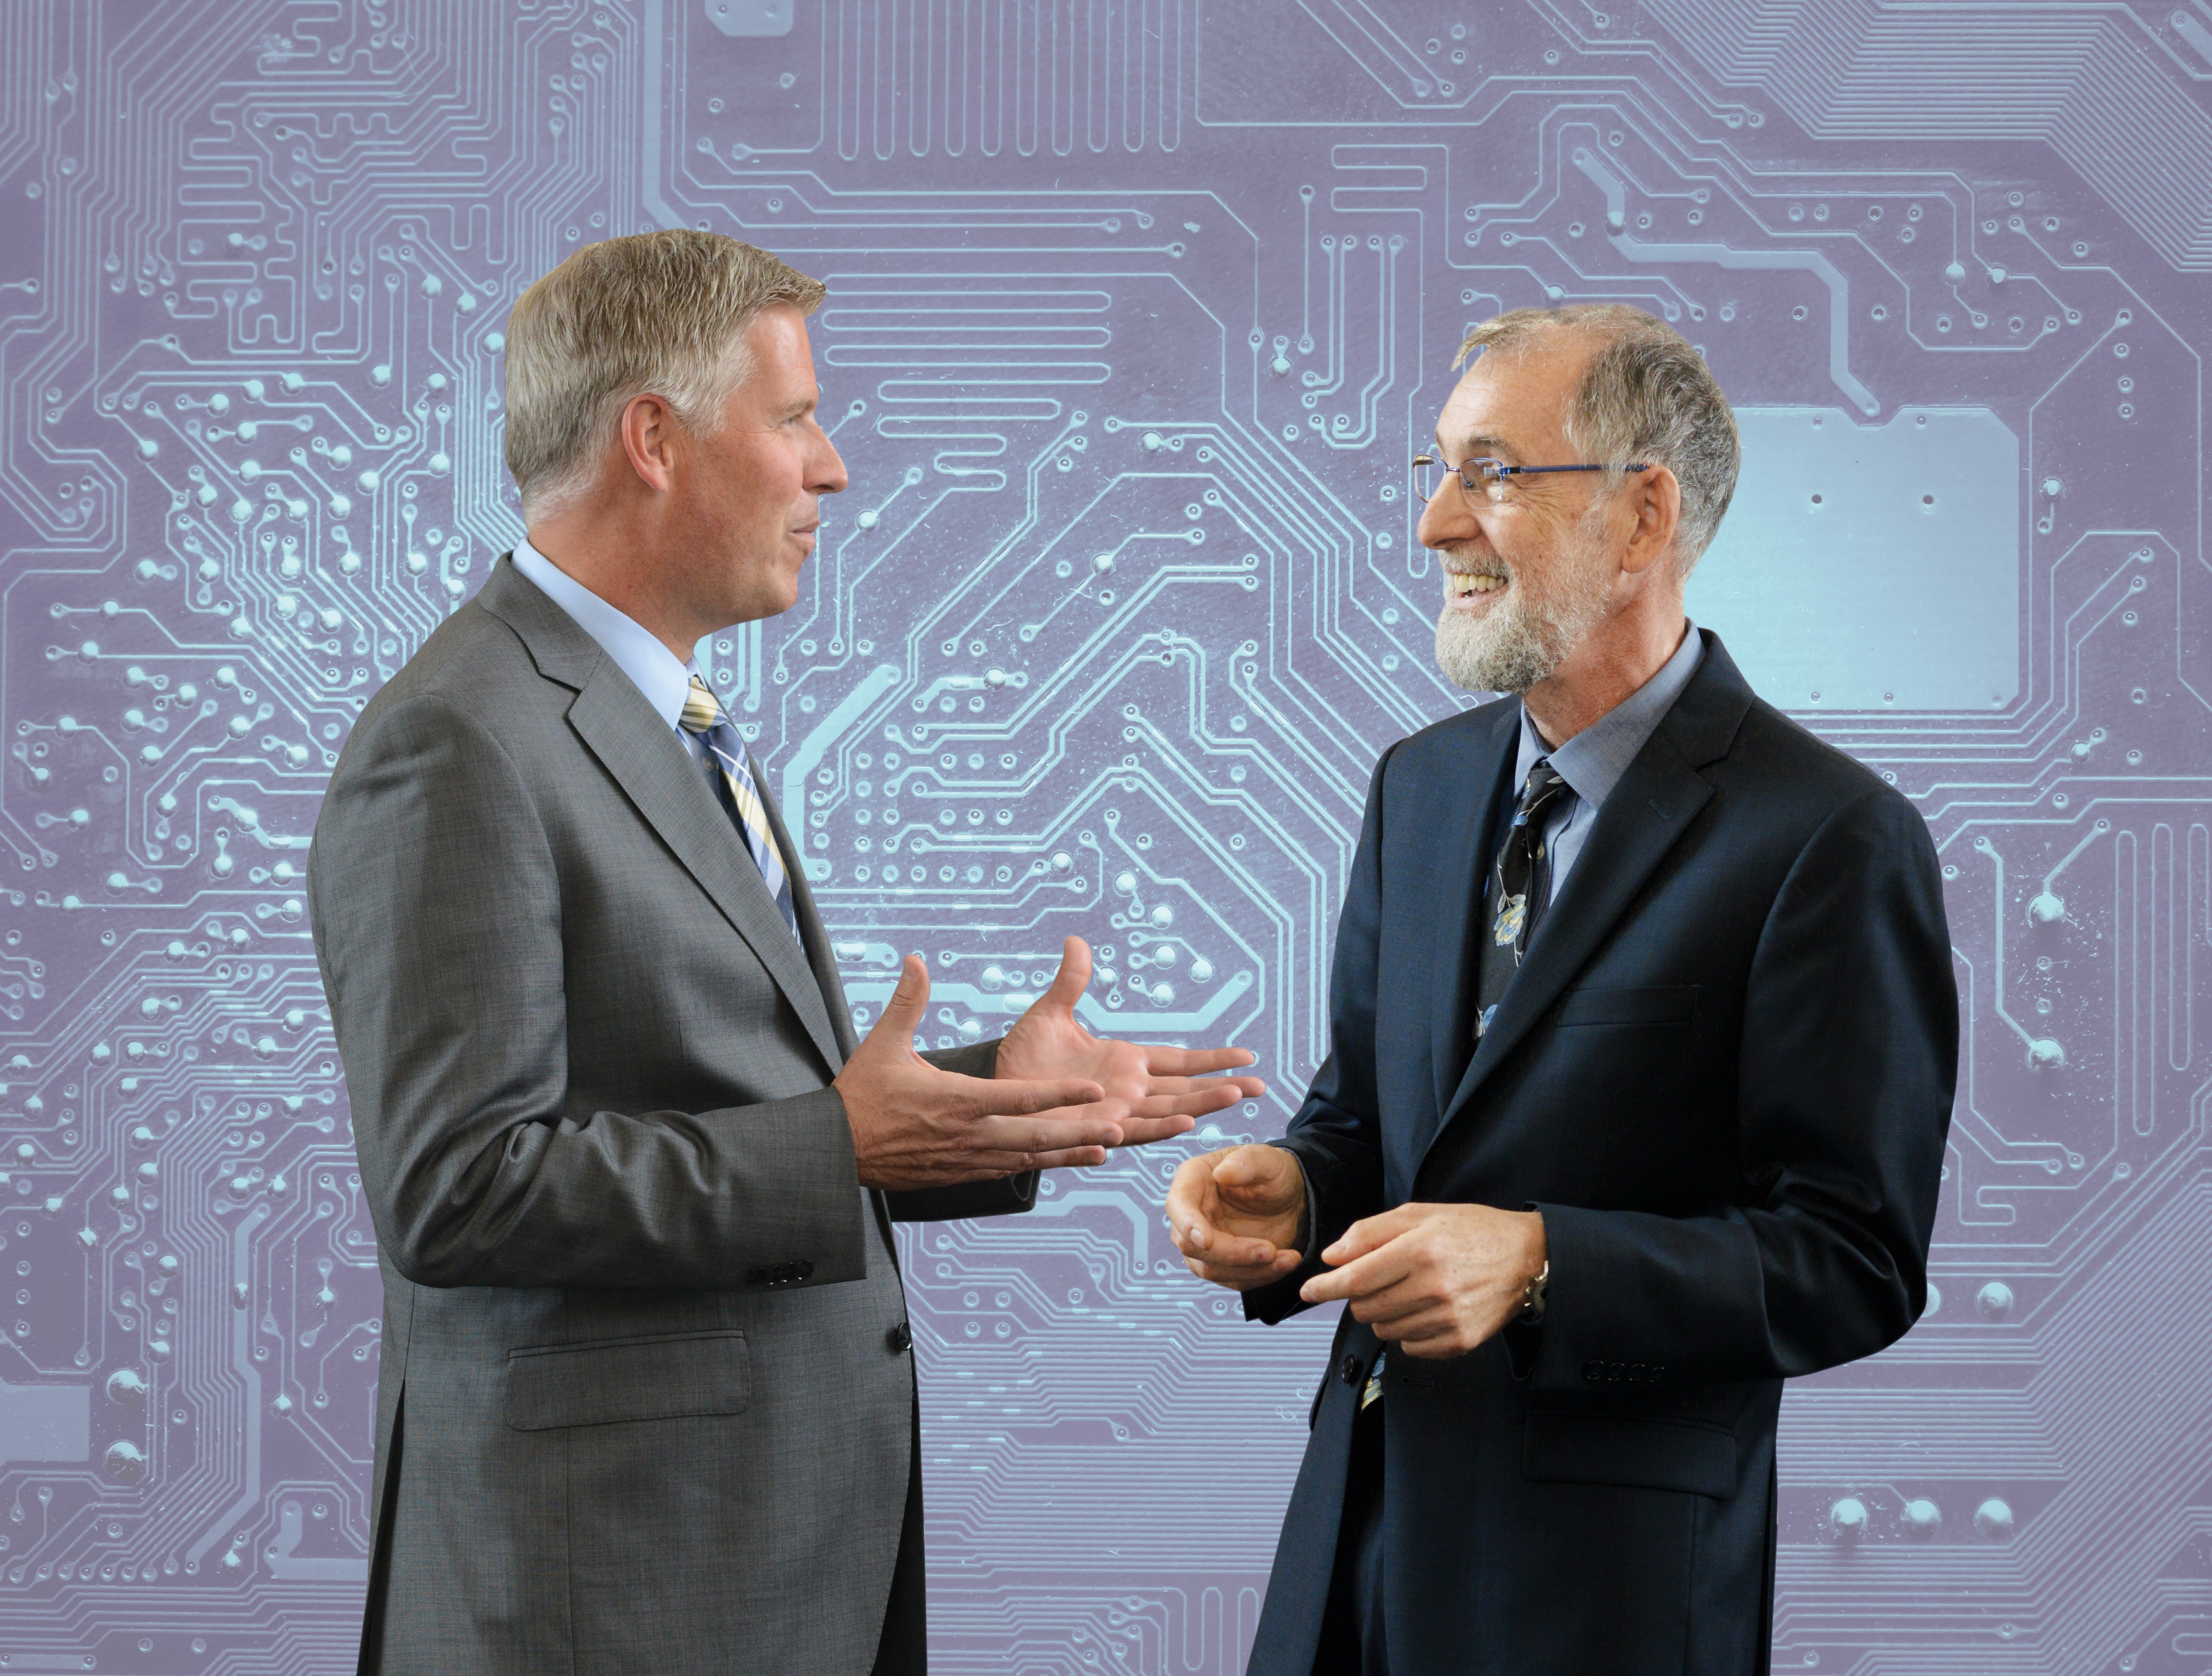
[
  {"left": 1434, "top": 334, "right": 1591, "bottom": 457},
  {"left": 738, "top": 303, "right": 819, "bottom": 393}
]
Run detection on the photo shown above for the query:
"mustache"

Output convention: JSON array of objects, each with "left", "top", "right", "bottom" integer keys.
[{"left": 1437, "top": 547, "right": 1509, "bottom": 581}]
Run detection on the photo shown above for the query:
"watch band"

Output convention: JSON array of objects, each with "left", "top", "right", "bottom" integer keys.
[{"left": 1517, "top": 1258, "right": 1550, "bottom": 1325}]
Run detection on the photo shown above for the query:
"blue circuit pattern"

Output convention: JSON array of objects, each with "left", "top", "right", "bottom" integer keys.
[{"left": 0, "top": 1, "right": 2208, "bottom": 1670}]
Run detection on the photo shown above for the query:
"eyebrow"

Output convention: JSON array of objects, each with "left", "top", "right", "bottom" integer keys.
[{"left": 1434, "top": 430, "right": 1523, "bottom": 464}]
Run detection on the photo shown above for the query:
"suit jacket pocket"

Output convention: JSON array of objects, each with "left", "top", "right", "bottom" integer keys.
[
  {"left": 1553, "top": 983, "right": 1697, "bottom": 1028},
  {"left": 1521, "top": 1411, "right": 1736, "bottom": 1499},
  {"left": 505, "top": 1329, "right": 751, "bottom": 1430}
]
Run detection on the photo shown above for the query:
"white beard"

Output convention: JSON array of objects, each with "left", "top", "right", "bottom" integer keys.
[{"left": 1433, "top": 523, "right": 1617, "bottom": 696}]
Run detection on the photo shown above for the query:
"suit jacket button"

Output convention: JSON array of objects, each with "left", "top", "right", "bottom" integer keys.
[
  {"left": 1582, "top": 1360, "right": 1605, "bottom": 1382},
  {"left": 747, "top": 1267, "right": 768, "bottom": 1286},
  {"left": 888, "top": 1321, "right": 913, "bottom": 1353},
  {"left": 798, "top": 1260, "right": 815, "bottom": 1280},
  {"left": 1651, "top": 1366, "right": 1668, "bottom": 1381},
  {"left": 1340, "top": 1353, "right": 1362, "bottom": 1387}
]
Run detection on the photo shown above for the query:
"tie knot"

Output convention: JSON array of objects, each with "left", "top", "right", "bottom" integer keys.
[
  {"left": 679, "top": 675, "right": 723, "bottom": 736},
  {"left": 1517, "top": 759, "right": 1567, "bottom": 818}
]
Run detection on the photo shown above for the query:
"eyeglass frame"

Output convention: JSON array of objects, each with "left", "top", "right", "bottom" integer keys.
[{"left": 1414, "top": 452, "right": 1651, "bottom": 505}]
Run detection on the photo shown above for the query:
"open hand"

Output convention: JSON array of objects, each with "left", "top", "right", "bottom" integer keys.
[
  {"left": 996, "top": 936, "right": 1266, "bottom": 1149},
  {"left": 834, "top": 955, "right": 1129, "bottom": 1189},
  {"left": 1165, "top": 1143, "right": 1308, "bottom": 1290},
  {"left": 1297, "top": 1202, "right": 1546, "bottom": 1359}
]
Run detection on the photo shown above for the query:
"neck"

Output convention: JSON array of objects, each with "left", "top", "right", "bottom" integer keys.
[
  {"left": 1522, "top": 601, "right": 1689, "bottom": 749},
  {"left": 525, "top": 499, "right": 699, "bottom": 662}
]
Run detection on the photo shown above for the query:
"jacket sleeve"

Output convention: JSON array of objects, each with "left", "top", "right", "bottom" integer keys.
[
  {"left": 1520, "top": 787, "right": 1958, "bottom": 1388},
  {"left": 1243, "top": 745, "right": 1398, "bottom": 1324},
  {"left": 311, "top": 692, "right": 870, "bottom": 1293}
]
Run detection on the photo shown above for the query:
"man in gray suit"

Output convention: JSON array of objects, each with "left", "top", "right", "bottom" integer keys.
[{"left": 309, "top": 231, "right": 1263, "bottom": 1676}]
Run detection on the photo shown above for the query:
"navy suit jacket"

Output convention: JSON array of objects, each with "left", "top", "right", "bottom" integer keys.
[{"left": 1242, "top": 632, "right": 1957, "bottom": 1676}]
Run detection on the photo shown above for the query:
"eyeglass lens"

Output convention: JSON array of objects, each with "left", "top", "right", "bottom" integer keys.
[{"left": 1417, "top": 458, "right": 1503, "bottom": 504}]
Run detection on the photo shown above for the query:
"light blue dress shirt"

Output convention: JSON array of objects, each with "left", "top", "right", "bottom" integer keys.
[
  {"left": 1512, "top": 620, "right": 1705, "bottom": 902},
  {"left": 508, "top": 536, "right": 711, "bottom": 765}
]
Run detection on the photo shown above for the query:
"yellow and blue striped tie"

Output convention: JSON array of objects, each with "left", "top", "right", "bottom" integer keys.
[{"left": 679, "top": 675, "right": 800, "bottom": 943}]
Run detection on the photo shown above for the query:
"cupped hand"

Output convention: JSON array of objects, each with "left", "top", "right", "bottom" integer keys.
[
  {"left": 1296, "top": 1202, "right": 1546, "bottom": 1359},
  {"left": 996, "top": 936, "right": 1267, "bottom": 1149},
  {"left": 1165, "top": 1143, "right": 1308, "bottom": 1291},
  {"left": 834, "top": 955, "right": 1130, "bottom": 1190}
]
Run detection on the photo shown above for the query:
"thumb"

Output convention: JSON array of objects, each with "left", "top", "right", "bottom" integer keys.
[
  {"left": 869, "top": 954, "right": 931, "bottom": 1049},
  {"left": 1214, "top": 1143, "right": 1296, "bottom": 1204},
  {"left": 1040, "top": 934, "right": 1092, "bottom": 1014}
]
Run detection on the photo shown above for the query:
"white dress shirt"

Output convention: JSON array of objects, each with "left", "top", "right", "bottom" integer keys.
[{"left": 508, "top": 536, "right": 711, "bottom": 765}]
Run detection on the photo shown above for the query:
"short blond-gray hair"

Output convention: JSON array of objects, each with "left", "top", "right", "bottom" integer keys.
[
  {"left": 1454, "top": 304, "right": 1740, "bottom": 573},
  {"left": 503, "top": 230, "right": 826, "bottom": 516}
]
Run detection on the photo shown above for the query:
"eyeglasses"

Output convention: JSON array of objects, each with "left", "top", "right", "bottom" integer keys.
[{"left": 1413, "top": 453, "right": 1650, "bottom": 506}]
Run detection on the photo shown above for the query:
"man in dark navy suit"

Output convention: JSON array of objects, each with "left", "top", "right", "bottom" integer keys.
[{"left": 1165, "top": 305, "right": 1957, "bottom": 1676}]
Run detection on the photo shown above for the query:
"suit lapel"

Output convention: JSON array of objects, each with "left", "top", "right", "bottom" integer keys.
[
  {"left": 477, "top": 556, "right": 847, "bottom": 1076},
  {"left": 1418, "top": 633, "right": 1754, "bottom": 1174},
  {"left": 762, "top": 754, "right": 858, "bottom": 1067}
]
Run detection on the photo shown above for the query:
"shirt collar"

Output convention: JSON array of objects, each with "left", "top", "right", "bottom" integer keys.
[
  {"left": 1514, "top": 620, "right": 1706, "bottom": 811},
  {"left": 508, "top": 536, "right": 702, "bottom": 730}
]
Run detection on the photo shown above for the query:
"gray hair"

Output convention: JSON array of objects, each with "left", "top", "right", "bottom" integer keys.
[
  {"left": 503, "top": 231, "right": 826, "bottom": 517},
  {"left": 1454, "top": 304, "right": 1741, "bottom": 573}
]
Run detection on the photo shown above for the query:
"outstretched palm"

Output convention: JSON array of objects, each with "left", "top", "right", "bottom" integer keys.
[{"left": 996, "top": 936, "right": 1266, "bottom": 1147}]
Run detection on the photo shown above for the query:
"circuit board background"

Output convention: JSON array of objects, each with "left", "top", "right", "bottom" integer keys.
[{"left": 1, "top": 0, "right": 2209, "bottom": 1670}]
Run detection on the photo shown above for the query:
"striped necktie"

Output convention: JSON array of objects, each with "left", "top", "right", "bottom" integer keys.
[{"left": 678, "top": 675, "right": 801, "bottom": 944}]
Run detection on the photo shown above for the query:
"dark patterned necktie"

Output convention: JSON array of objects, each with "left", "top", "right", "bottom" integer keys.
[
  {"left": 1474, "top": 759, "right": 1570, "bottom": 1042},
  {"left": 678, "top": 675, "right": 801, "bottom": 944}
]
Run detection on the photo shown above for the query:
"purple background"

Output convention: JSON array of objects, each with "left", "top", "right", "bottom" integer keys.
[{"left": 0, "top": 0, "right": 2208, "bottom": 1670}]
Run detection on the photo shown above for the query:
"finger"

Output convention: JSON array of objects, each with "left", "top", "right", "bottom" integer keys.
[
  {"left": 923, "top": 1147, "right": 1111, "bottom": 1184},
  {"left": 1212, "top": 1143, "right": 1296, "bottom": 1191},
  {"left": 1344, "top": 1274, "right": 1441, "bottom": 1326},
  {"left": 1300, "top": 1238, "right": 1416, "bottom": 1304},
  {"left": 1038, "top": 934, "right": 1092, "bottom": 1015},
  {"left": 1321, "top": 1204, "right": 1427, "bottom": 1266},
  {"left": 868, "top": 954, "right": 931, "bottom": 1048},
  {"left": 1124, "top": 1074, "right": 1259, "bottom": 1101},
  {"left": 973, "top": 1108, "right": 1127, "bottom": 1155},
  {"left": 940, "top": 1072, "right": 1107, "bottom": 1117},
  {"left": 1163, "top": 1154, "right": 1225, "bottom": 1229},
  {"left": 1127, "top": 1085, "right": 1247, "bottom": 1124},
  {"left": 1376, "top": 1309, "right": 1465, "bottom": 1355},
  {"left": 1168, "top": 1218, "right": 1285, "bottom": 1270},
  {"left": 1144, "top": 1045, "right": 1261, "bottom": 1077},
  {"left": 1183, "top": 1249, "right": 1303, "bottom": 1290},
  {"left": 1109, "top": 1114, "right": 1199, "bottom": 1149}
]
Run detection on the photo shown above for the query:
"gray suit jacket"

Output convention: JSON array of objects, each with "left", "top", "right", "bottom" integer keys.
[{"left": 309, "top": 555, "right": 1030, "bottom": 1675}]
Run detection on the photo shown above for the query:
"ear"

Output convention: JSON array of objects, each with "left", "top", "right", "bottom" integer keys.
[
  {"left": 614, "top": 392, "right": 680, "bottom": 495},
  {"left": 1619, "top": 464, "right": 1682, "bottom": 577}
]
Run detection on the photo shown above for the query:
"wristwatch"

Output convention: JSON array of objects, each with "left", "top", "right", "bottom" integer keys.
[{"left": 1517, "top": 1259, "right": 1550, "bottom": 1326}]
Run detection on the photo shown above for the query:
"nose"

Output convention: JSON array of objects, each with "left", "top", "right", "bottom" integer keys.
[
  {"left": 1416, "top": 474, "right": 1474, "bottom": 552},
  {"left": 812, "top": 425, "right": 849, "bottom": 497}
]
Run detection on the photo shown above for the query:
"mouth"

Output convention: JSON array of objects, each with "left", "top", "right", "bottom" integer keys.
[{"left": 1442, "top": 565, "right": 1508, "bottom": 611}]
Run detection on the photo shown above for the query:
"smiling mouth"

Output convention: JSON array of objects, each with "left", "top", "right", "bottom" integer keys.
[{"left": 1444, "top": 568, "right": 1508, "bottom": 605}]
